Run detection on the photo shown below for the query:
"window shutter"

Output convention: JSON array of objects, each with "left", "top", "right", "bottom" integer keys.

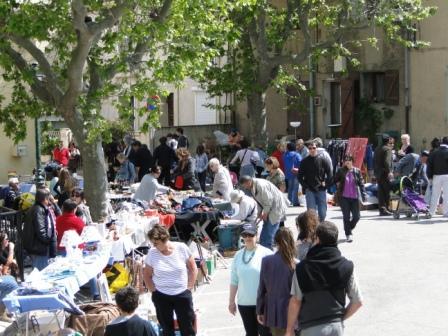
[{"left": 385, "top": 70, "right": 399, "bottom": 105}]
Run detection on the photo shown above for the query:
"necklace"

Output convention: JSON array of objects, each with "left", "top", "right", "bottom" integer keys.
[{"left": 242, "top": 247, "right": 257, "bottom": 264}]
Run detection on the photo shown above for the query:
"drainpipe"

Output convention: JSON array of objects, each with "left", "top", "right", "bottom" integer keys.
[
  {"left": 309, "top": 56, "right": 315, "bottom": 137},
  {"left": 404, "top": 44, "right": 411, "bottom": 134},
  {"left": 445, "top": 66, "right": 448, "bottom": 125}
]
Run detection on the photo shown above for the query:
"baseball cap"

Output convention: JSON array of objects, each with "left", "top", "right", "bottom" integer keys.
[{"left": 241, "top": 224, "right": 257, "bottom": 236}]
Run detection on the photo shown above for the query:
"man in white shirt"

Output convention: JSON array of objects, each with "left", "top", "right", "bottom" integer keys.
[
  {"left": 209, "top": 158, "right": 233, "bottom": 201},
  {"left": 229, "top": 190, "right": 258, "bottom": 223}
]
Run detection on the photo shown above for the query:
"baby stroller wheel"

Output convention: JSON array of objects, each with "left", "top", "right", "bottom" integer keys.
[
  {"left": 426, "top": 213, "right": 432, "bottom": 219},
  {"left": 393, "top": 212, "right": 400, "bottom": 220},
  {"left": 416, "top": 214, "right": 420, "bottom": 221},
  {"left": 406, "top": 212, "right": 412, "bottom": 218}
]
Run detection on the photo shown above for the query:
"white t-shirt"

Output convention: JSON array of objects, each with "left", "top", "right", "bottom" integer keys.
[
  {"left": 231, "top": 149, "right": 260, "bottom": 167},
  {"left": 134, "top": 174, "right": 169, "bottom": 202},
  {"left": 145, "top": 242, "right": 192, "bottom": 295}
]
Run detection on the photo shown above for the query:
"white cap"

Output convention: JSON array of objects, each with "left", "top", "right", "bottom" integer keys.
[
  {"left": 230, "top": 190, "right": 245, "bottom": 203},
  {"left": 8, "top": 177, "right": 19, "bottom": 184}
]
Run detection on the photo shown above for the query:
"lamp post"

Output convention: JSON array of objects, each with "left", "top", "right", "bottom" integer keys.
[
  {"left": 34, "top": 72, "right": 46, "bottom": 187},
  {"left": 290, "top": 121, "right": 301, "bottom": 140}
]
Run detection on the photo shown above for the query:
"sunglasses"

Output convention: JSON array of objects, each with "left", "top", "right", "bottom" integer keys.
[
  {"left": 308, "top": 147, "right": 317, "bottom": 150},
  {"left": 72, "top": 194, "right": 81, "bottom": 197},
  {"left": 241, "top": 233, "right": 255, "bottom": 238}
]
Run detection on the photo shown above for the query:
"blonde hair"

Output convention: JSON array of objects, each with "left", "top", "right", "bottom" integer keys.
[{"left": 265, "top": 156, "right": 280, "bottom": 169}]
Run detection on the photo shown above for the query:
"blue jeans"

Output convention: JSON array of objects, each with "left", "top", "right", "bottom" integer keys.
[
  {"left": 259, "top": 218, "right": 280, "bottom": 250},
  {"left": 305, "top": 190, "right": 327, "bottom": 221},
  {"left": 287, "top": 177, "right": 299, "bottom": 206},
  {"left": 0, "top": 275, "right": 18, "bottom": 301},
  {"left": 240, "top": 164, "right": 255, "bottom": 177},
  {"left": 31, "top": 254, "right": 49, "bottom": 271}
]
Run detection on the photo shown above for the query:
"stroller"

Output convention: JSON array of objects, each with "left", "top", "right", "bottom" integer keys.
[{"left": 392, "top": 176, "right": 431, "bottom": 220}]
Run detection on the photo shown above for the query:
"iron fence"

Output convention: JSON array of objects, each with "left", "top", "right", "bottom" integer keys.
[{"left": 0, "top": 207, "right": 24, "bottom": 281}]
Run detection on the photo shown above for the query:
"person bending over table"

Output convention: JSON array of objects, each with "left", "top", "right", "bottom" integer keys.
[
  {"left": 143, "top": 225, "right": 198, "bottom": 336},
  {"left": 105, "top": 286, "right": 158, "bottom": 336},
  {"left": 209, "top": 158, "right": 233, "bottom": 201},
  {"left": 229, "top": 190, "right": 258, "bottom": 223},
  {"left": 134, "top": 166, "right": 170, "bottom": 203}
]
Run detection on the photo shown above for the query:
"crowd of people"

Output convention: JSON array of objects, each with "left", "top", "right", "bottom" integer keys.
[{"left": 3, "top": 127, "right": 448, "bottom": 335}]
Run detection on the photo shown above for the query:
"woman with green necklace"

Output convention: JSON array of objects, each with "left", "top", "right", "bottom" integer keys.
[{"left": 228, "top": 224, "right": 273, "bottom": 336}]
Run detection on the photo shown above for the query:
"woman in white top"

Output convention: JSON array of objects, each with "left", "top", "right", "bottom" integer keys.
[
  {"left": 230, "top": 139, "right": 260, "bottom": 177},
  {"left": 229, "top": 190, "right": 258, "bottom": 223},
  {"left": 134, "top": 166, "right": 170, "bottom": 203},
  {"left": 143, "top": 225, "right": 198, "bottom": 336}
]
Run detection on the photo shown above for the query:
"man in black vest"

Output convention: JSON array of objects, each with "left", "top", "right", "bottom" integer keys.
[
  {"left": 285, "top": 221, "right": 363, "bottom": 336},
  {"left": 374, "top": 134, "right": 393, "bottom": 216}
]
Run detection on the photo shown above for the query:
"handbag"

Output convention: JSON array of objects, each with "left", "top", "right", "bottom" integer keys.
[
  {"left": 234, "top": 149, "right": 248, "bottom": 171},
  {"left": 175, "top": 175, "right": 184, "bottom": 189}
]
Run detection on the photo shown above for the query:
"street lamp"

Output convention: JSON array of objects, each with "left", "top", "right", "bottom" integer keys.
[
  {"left": 34, "top": 71, "right": 46, "bottom": 187},
  {"left": 290, "top": 121, "right": 301, "bottom": 140}
]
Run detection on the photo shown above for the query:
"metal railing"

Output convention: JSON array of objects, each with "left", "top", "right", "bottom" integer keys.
[{"left": 0, "top": 207, "right": 24, "bottom": 281}]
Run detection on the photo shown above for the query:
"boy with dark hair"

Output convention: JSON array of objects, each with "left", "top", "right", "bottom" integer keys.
[
  {"left": 55, "top": 199, "right": 85, "bottom": 251},
  {"left": 105, "top": 287, "right": 158, "bottom": 336}
]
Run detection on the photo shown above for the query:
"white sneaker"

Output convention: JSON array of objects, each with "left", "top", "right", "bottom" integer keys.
[{"left": 346, "top": 235, "right": 353, "bottom": 243}]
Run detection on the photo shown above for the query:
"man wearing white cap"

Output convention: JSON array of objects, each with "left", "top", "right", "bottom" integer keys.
[
  {"left": 229, "top": 190, "right": 258, "bottom": 223},
  {"left": 209, "top": 158, "right": 233, "bottom": 201},
  {"left": 2, "top": 178, "right": 20, "bottom": 209}
]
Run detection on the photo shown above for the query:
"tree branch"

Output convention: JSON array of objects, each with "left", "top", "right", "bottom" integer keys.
[
  {"left": 128, "top": 0, "right": 174, "bottom": 69},
  {"left": 155, "top": 0, "right": 174, "bottom": 23},
  {"left": 71, "top": 0, "right": 89, "bottom": 33},
  {"left": 62, "top": 0, "right": 94, "bottom": 110},
  {"left": 1, "top": 44, "right": 56, "bottom": 106},
  {"left": 92, "top": 0, "right": 128, "bottom": 33},
  {"left": 248, "top": 6, "right": 270, "bottom": 64},
  {"left": 7, "top": 34, "right": 64, "bottom": 102}
]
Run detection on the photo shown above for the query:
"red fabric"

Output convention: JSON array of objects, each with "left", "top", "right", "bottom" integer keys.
[
  {"left": 346, "top": 138, "right": 368, "bottom": 170},
  {"left": 174, "top": 176, "right": 184, "bottom": 190},
  {"left": 272, "top": 150, "right": 285, "bottom": 172},
  {"left": 53, "top": 147, "right": 70, "bottom": 166},
  {"left": 158, "top": 213, "right": 175, "bottom": 229},
  {"left": 56, "top": 212, "right": 85, "bottom": 249}
]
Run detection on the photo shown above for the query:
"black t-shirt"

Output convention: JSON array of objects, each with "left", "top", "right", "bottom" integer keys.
[
  {"left": 134, "top": 147, "right": 154, "bottom": 180},
  {"left": 104, "top": 315, "right": 158, "bottom": 336}
]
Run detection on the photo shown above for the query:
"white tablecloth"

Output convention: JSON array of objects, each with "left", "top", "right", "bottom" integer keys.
[{"left": 39, "top": 243, "right": 112, "bottom": 297}]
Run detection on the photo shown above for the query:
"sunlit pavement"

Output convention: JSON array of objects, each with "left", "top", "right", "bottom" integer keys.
[{"left": 194, "top": 205, "right": 448, "bottom": 336}]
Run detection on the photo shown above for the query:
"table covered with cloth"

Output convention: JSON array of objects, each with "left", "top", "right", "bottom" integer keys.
[{"left": 172, "top": 210, "right": 222, "bottom": 242}]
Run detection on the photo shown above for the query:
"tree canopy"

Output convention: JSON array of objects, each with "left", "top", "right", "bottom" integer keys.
[
  {"left": 198, "top": 0, "right": 436, "bottom": 143},
  {"left": 0, "top": 0, "right": 233, "bottom": 219}
]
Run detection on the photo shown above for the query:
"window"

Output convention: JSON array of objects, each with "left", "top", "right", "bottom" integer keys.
[
  {"left": 330, "top": 82, "right": 341, "bottom": 125},
  {"left": 362, "top": 71, "right": 399, "bottom": 105},
  {"left": 194, "top": 91, "right": 217, "bottom": 125},
  {"left": 363, "top": 72, "right": 385, "bottom": 103}
]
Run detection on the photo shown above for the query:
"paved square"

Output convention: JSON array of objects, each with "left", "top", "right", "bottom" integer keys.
[{"left": 194, "top": 206, "right": 448, "bottom": 335}]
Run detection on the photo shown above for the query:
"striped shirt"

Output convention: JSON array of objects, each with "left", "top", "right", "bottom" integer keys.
[{"left": 145, "top": 242, "right": 192, "bottom": 295}]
